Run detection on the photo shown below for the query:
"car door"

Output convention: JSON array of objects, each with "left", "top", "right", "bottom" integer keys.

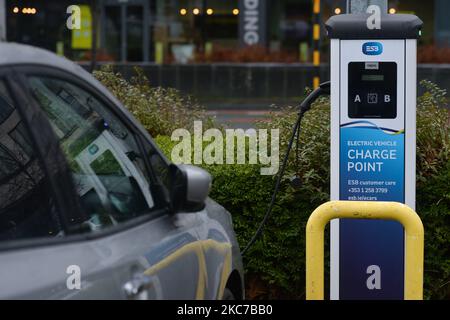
[
  {"left": 5, "top": 66, "right": 208, "bottom": 299},
  {"left": 137, "top": 136, "right": 236, "bottom": 300}
]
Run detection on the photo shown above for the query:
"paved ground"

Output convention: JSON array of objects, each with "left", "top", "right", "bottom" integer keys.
[
  {"left": 206, "top": 109, "right": 274, "bottom": 129},
  {"left": 204, "top": 102, "right": 289, "bottom": 129}
]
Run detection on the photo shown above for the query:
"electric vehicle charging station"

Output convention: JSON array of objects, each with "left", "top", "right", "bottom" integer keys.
[{"left": 326, "top": 9, "right": 423, "bottom": 299}]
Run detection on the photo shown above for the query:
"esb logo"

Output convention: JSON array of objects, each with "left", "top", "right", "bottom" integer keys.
[{"left": 363, "top": 42, "right": 383, "bottom": 55}]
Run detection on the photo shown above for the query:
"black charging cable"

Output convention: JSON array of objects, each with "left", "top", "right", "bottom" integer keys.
[{"left": 241, "top": 81, "right": 331, "bottom": 256}]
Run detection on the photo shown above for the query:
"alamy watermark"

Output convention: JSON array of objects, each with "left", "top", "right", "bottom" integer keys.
[
  {"left": 66, "top": 265, "right": 81, "bottom": 290},
  {"left": 171, "top": 121, "right": 280, "bottom": 176},
  {"left": 367, "top": 5, "right": 382, "bottom": 30},
  {"left": 66, "top": 5, "right": 81, "bottom": 30}
]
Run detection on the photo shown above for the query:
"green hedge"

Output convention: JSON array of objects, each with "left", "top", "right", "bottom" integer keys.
[
  {"left": 93, "top": 65, "right": 216, "bottom": 137},
  {"left": 95, "top": 68, "right": 450, "bottom": 300}
]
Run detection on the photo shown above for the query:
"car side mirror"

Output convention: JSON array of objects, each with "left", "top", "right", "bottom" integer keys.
[{"left": 169, "top": 164, "right": 212, "bottom": 213}]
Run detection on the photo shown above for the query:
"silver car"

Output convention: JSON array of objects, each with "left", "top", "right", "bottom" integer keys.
[{"left": 0, "top": 42, "right": 244, "bottom": 300}]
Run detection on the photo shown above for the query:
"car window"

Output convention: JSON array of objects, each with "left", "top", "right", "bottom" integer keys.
[
  {"left": 140, "top": 138, "right": 171, "bottom": 191},
  {"left": 0, "top": 80, "right": 63, "bottom": 242},
  {"left": 28, "top": 76, "right": 159, "bottom": 232}
]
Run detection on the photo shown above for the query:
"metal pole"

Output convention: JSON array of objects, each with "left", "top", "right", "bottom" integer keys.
[
  {"left": 90, "top": 0, "right": 99, "bottom": 72},
  {"left": 201, "top": 0, "right": 207, "bottom": 53},
  {"left": 121, "top": 4, "right": 126, "bottom": 62},
  {"left": 312, "top": 0, "right": 321, "bottom": 89},
  {"left": 0, "top": 0, "right": 6, "bottom": 41},
  {"left": 306, "top": 201, "right": 424, "bottom": 300},
  {"left": 143, "top": 1, "right": 150, "bottom": 62}
]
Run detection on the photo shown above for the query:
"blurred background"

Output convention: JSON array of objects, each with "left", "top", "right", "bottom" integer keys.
[{"left": 1, "top": 0, "right": 449, "bottom": 128}]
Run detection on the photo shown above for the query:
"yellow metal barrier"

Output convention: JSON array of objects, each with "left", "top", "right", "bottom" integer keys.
[{"left": 306, "top": 201, "right": 424, "bottom": 300}]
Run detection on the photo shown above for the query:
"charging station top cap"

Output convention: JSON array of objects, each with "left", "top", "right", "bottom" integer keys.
[{"left": 325, "top": 14, "right": 423, "bottom": 40}]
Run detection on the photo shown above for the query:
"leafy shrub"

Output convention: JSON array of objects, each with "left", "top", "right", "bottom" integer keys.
[
  {"left": 93, "top": 65, "right": 215, "bottom": 137},
  {"left": 416, "top": 80, "right": 450, "bottom": 299},
  {"left": 155, "top": 85, "right": 449, "bottom": 300},
  {"left": 96, "top": 68, "right": 449, "bottom": 300}
]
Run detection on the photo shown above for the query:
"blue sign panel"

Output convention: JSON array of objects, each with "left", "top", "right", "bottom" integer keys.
[
  {"left": 339, "top": 122, "right": 405, "bottom": 299},
  {"left": 339, "top": 219, "right": 404, "bottom": 300},
  {"left": 363, "top": 42, "right": 383, "bottom": 55}
]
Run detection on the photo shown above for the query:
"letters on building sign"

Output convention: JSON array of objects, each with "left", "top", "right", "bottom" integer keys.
[{"left": 239, "top": 0, "right": 266, "bottom": 47}]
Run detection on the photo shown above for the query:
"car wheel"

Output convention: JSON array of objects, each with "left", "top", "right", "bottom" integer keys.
[{"left": 222, "top": 288, "right": 236, "bottom": 300}]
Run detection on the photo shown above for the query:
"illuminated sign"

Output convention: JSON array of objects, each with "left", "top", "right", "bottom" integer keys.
[
  {"left": 239, "top": 0, "right": 267, "bottom": 47},
  {"left": 71, "top": 5, "right": 92, "bottom": 50}
]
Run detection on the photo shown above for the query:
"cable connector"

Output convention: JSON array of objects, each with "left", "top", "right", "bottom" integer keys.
[{"left": 299, "top": 81, "right": 331, "bottom": 114}]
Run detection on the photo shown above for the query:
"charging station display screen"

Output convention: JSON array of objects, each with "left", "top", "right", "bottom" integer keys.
[
  {"left": 361, "top": 74, "right": 384, "bottom": 81},
  {"left": 348, "top": 62, "right": 397, "bottom": 119}
]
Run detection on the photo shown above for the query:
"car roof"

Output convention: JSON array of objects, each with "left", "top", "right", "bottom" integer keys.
[
  {"left": 0, "top": 42, "right": 122, "bottom": 102},
  {"left": 1, "top": 43, "right": 127, "bottom": 110},
  {"left": 0, "top": 42, "right": 89, "bottom": 75}
]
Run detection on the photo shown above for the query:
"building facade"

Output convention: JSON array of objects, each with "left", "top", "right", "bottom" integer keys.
[{"left": 3, "top": 0, "right": 449, "bottom": 63}]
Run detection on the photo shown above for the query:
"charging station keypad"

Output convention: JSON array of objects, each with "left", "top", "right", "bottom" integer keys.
[{"left": 348, "top": 62, "right": 397, "bottom": 119}]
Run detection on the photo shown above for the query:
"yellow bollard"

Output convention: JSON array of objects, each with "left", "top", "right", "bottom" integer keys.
[{"left": 306, "top": 201, "right": 424, "bottom": 300}]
